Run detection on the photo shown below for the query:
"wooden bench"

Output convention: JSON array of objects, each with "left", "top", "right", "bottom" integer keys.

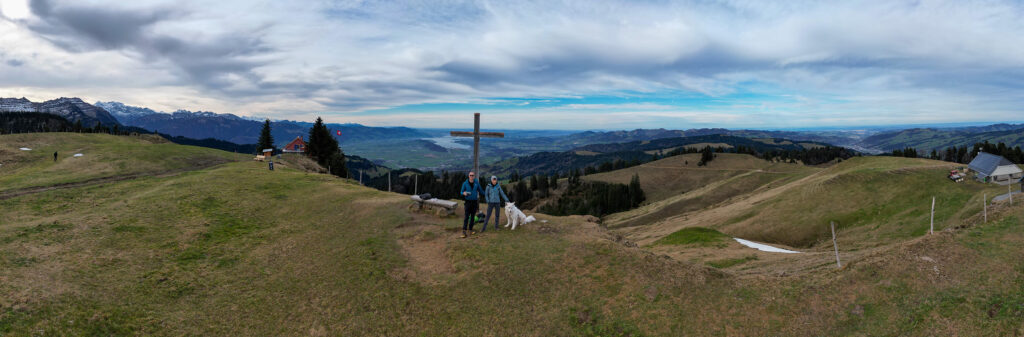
[{"left": 410, "top": 195, "right": 458, "bottom": 216}]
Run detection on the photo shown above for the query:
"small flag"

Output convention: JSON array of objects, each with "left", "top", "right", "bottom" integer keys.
[{"left": 336, "top": 130, "right": 342, "bottom": 136}]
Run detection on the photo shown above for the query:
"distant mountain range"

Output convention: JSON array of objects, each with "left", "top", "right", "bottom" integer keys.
[
  {"left": 546, "top": 128, "right": 864, "bottom": 149},
  {"left": 486, "top": 134, "right": 836, "bottom": 176},
  {"left": 857, "top": 125, "right": 1024, "bottom": 152},
  {"left": 0, "top": 97, "right": 121, "bottom": 127},
  {"left": 94, "top": 101, "right": 429, "bottom": 145}
]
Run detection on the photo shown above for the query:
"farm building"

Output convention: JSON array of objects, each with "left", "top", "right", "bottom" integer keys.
[
  {"left": 968, "top": 152, "right": 1023, "bottom": 185},
  {"left": 282, "top": 136, "right": 306, "bottom": 153}
]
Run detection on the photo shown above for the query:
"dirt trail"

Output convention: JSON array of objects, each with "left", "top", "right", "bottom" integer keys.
[
  {"left": 638, "top": 165, "right": 793, "bottom": 174},
  {"left": 617, "top": 168, "right": 832, "bottom": 246},
  {"left": 603, "top": 170, "right": 760, "bottom": 227},
  {"left": 617, "top": 162, "right": 960, "bottom": 246}
]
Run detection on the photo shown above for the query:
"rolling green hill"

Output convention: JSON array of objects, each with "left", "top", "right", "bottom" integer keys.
[
  {"left": 2, "top": 134, "right": 1024, "bottom": 336},
  {"left": 486, "top": 134, "right": 851, "bottom": 178},
  {"left": 618, "top": 156, "right": 1016, "bottom": 251},
  {"left": 587, "top": 153, "right": 818, "bottom": 229},
  {"left": 0, "top": 133, "right": 245, "bottom": 194}
]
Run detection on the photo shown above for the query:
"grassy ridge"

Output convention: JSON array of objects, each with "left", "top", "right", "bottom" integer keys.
[
  {"left": 719, "top": 156, "right": 1009, "bottom": 248},
  {"left": 0, "top": 133, "right": 244, "bottom": 193}
]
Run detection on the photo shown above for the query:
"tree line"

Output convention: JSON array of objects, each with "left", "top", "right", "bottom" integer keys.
[
  {"left": 890, "top": 141, "right": 1024, "bottom": 164},
  {"left": 539, "top": 173, "right": 645, "bottom": 217}
]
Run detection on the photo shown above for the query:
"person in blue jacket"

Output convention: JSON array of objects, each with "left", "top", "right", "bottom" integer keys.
[
  {"left": 482, "top": 175, "right": 509, "bottom": 232},
  {"left": 460, "top": 171, "right": 486, "bottom": 238}
]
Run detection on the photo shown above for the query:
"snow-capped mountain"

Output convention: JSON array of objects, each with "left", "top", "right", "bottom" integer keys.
[{"left": 1, "top": 97, "right": 121, "bottom": 127}]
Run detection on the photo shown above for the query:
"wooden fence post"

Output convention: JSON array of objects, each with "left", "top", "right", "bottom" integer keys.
[
  {"left": 414, "top": 175, "right": 418, "bottom": 196},
  {"left": 984, "top": 193, "right": 987, "bottom": 223},
  {"left": 930, "top": 196, "right": 935, "bottom": 234},
  {"left": 388, "top": 171, "right": 392, "bottom": 192},
  {"left": 1009, "top": 184, "right": 1013, "bottom": 204},
  {"left": 831, "top": 221, "right": 841, "bottom": 268}
]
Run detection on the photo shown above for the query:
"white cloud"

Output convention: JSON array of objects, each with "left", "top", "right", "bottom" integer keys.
[{"left": 1, "top": 0, "right": 1023, "bottom": 128}]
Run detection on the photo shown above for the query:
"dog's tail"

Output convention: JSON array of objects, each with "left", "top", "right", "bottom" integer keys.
[{"left": 525, "top": 215, "right": 536, "bottom": 222}]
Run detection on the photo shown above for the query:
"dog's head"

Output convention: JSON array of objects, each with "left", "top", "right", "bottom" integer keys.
[{"left": 505, "top": 202, "right": 516, "bottom": 213}]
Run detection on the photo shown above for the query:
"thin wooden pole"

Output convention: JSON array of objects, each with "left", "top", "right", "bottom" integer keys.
[
  {"left": 359, "top": 170, "right": 363, "bottom": 185},
  {"left": 831, "top": 221, "right": 841, "bottom": 268},
  {"left": 414, "top": 175, "right": 418, "bottom": 195},
  {"left": 473, "top": 113, "right": 480, "bottom": 175},
  {"left": 930, "top": 196, "right": 935, "bottom": 234},
  {"left": 388, "top": 171, "right": 392, "bottom": 192},
  {"left": 1009, "top": 184, "right": 1013, "bottom": 204},
  {"left": 984, "top": 193, "right": 987, "bottom": 223}
]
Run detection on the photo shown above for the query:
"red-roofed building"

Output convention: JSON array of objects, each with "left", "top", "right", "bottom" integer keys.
[{"left": 282, "top": 136, "right": 306, "bottom": 153}]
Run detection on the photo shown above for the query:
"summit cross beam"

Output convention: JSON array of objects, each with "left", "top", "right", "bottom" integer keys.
[{"left": 450, "top": 113, "right": 504, "bottom": 175}]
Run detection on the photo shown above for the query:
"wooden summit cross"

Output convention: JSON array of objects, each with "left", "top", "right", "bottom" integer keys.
[{"left": 450, "top": 113, "right": 504, "bottom": 174}]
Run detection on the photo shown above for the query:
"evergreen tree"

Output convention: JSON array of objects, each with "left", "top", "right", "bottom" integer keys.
[
  {"left": 305, "top": 117, "right": 349, "bottom": 178},
  {"left": 629, "top": 173, "right": 645, "bottom": 206},
  {"left": 257, "top": 119, "right": 275, "bottom": 152},
  {"left": 699, "top": 146, "right": 714, "bottom": 166},
  {"left": 530, "top": 175, "right": 539, "bottom": 191},
  {"left": 549, "top": 175, "right": 558, "bottom": 190},
  {"left": 513, "top": 179, "right": 532, "bottom": 203}
]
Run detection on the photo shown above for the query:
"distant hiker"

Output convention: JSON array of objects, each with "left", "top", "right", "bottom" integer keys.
[
  {"left": 460, "top": 171, "right": 486, "bottom": 238},
  {"left": 268, "top": 159, "right": 274, "bottom": 171},
  {"left": 53, "top": 151, "right": 58, "bottom": 162},
  {"left": 482, "top": 175, "right": 509, "bottom": 232}
]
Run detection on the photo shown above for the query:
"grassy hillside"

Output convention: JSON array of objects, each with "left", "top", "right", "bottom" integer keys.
[
  {"left": 0, "top": 133, "right": 245, "bottom": 194},
  {"left": 620, "top": 156, "right": 1014, "bottom": 251},
  {"left": 584, "top": 153, "right": 816, "bottom": 203},
  {"left": 3, "top": 134, "right": 1024, "bottom": 336},
  {"left": 719, "top": 157, "right": 1011, "bottom": 248},
  {"left": 586, "top": 153, "right": 818, "bottom": 229}
]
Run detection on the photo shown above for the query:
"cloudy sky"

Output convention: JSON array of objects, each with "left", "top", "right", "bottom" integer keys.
[{"left": 1, "top": 0, "right": 1023, "bottom": 129}]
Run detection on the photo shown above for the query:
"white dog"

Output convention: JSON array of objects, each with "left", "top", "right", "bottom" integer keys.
[{"left": 504, "top": 202, "right": 536, "bottom": 230}]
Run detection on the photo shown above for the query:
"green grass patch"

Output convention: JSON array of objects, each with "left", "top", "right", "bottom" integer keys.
[{"left": 655, "top": 227, "right": 729, "bottom": 246}]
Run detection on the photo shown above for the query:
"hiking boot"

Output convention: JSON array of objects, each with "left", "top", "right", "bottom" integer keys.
[
  {"left": 471, "top": 231, "right": 477, "bottom": 235},
  {"left": 461, "top": 231, "right": 467, "bottom": 238}
]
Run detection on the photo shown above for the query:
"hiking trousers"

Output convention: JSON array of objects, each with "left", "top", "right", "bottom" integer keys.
[
  {"left": 463, "top": 200, "right": 479, "bottom": 231},
  {"left": 482, "top": 203, "right": 501, "bottom": 231}
]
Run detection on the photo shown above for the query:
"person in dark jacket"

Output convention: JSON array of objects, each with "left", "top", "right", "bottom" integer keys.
[
  {"left": 460, "top": 171, "right": 486, "bottom": 238},
  {"left": 53, "top": 151, "right": 58, "bottom": 162},
  {"left": 482, "top": 175, "right": 509, "bottom": 232}
]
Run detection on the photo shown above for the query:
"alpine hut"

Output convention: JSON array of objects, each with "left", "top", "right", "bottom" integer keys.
[
  {"left": 968, "top": 152, "right": 1023, "bottom": 184},
  {"left": 282, "top": 136, "right": 306, "bottom": 153}
]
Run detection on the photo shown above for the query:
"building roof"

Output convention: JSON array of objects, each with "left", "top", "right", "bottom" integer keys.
[
  {"left": 284, "top": 136, "right": 305, "bottom": 146},
  {"left": 262, "top": 148, "right": 274, "bottom": 152},
  {"left": 969, "top": 152, "right": 1021, "bottom": 176}
]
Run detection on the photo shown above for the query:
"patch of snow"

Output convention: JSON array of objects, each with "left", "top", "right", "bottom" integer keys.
[
  {"left": 19, "top": 147, "right": 31, "bottom": 151},
  {"left": 734, "top": 238, "right": 801, "bottom": 254},
  {"left": 73, "top": 153, "right": 83, "bottom": 157}
]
